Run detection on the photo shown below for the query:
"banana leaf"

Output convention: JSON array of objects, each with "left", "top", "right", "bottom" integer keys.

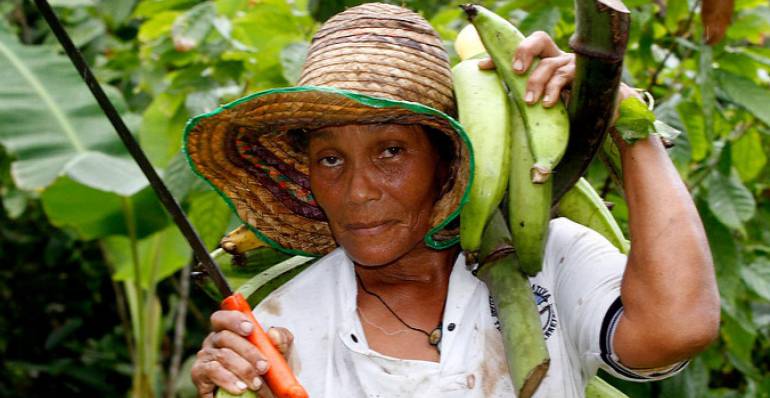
[{"left": 0, "top": 30, "right": 142, "bottom": 193}]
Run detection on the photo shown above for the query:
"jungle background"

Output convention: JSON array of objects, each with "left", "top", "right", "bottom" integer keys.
[{"left": 0, "top": 0, "right": 768, "bottom": 396}]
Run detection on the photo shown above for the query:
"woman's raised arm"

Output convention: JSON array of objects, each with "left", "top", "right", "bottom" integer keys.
[{"left": 610, "top": 87, "right": 720, "bottom": 367}]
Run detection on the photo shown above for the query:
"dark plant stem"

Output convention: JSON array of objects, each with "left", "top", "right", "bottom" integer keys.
[
  {"left": 12, "top": 3, "right": 32, "bottom": 44},
  {"left": 110, "top": 273, "right": 136, "bottom": 359},
  {"left": 552, "top": 0, "right": 631, "bottom": 203},
  {"left": 166, "top": 262, "right": 193, "bottom": 398},
  {"left": 599, "top": 175, "right": 613, "bottom": 199}
]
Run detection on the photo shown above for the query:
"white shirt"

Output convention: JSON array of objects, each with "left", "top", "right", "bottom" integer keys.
[{"left": 253, "top": 218, "right": 686, "bottom": 397}]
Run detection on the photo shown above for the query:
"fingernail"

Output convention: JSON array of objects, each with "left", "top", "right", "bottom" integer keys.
[
  {"left": 236, "top": 381, "right": 248, "bottom": 391},
  {"left": 513, "top": 59, "right": 524, "bottom": 71},
  {"left": 543, "top": 94, "right": 552, "bottom": 104},
  {"left": 525, "top": 91, "right": 534, "bottom": 103},
  {"left": 256, "top": 360, "right": 269, "bottom": 373},
  {"left": 240, "top": 321, "right": 253, "bottom": 334},
  {"left": 252, "top": 377, "right": 262, "bottom": 389}
]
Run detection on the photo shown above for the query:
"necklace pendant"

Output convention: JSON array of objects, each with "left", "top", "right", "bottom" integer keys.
[{"left": 429, "top": 326, "right": 442, "bottom": 346}]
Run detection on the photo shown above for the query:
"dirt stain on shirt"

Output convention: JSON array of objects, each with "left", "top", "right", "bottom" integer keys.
[
  {"left": 262, "top": 298, "right": 283, "bottom": 316},
  {"left": 480, "top": 328, "right": 511, "bottom": 396}
]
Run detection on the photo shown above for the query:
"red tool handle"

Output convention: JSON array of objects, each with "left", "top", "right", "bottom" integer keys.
[{"left": 221, "top": 293, "right": 308, "bottom": 398}]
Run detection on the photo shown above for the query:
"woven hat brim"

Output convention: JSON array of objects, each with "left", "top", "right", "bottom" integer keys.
[{"left": 183, "top": 86, "right": 474, "bottom": 257}]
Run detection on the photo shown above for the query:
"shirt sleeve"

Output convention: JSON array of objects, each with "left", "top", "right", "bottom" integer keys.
[{"left": 544, "top": 217, "right": 688, "bottom": 382}]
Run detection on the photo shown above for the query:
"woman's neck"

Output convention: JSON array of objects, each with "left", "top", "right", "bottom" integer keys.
[
  {"left": 354, "top": 244, "right": 459, "bottom": 295},
  {"left": 353, "top": 245, "right": 459, "bottom": 362}
]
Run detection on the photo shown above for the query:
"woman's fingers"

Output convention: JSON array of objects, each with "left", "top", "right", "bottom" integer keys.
[
  {"left": 515, "top": 31, "right": 573, "bottom": 106},
  {"left": 268, "top": 327, "right": 294, "bottom": 356},
  {"left": 201, "top": 332, "right": 216, "bottom": 349},
  {"left": 475, "top": 31, "right": 575, "bottom": 107},
  {"left": 196, "top": 358, "right": 252, "bottom": 396},
  {"left": 203, "top": 346, "right": 264, "bottom": 391},
  {"left": 477, "top": 57, "right": 495, "bottom": 70},
  {"left": 211, "top": 330, "right": 271, "bottom": 374},
  {"left": 514, "top": 31, "right": 563, "bottom": 75},
  {"left": 542, "top": 60, "right": 576, "bottom": 108},
  {"left": 210, "top": 310, "right": 254, "bottom": 336},
  {"left": 524, "top": 55, "right": 573, "bottom": 105}
]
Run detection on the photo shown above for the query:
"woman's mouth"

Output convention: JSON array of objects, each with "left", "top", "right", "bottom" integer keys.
[{"left": 344, "top": 220, "right": 397, "bottom": 236}]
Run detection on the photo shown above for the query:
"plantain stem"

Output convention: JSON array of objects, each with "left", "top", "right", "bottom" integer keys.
[{"left": 477, "top": 211, "right": 549, "bottom": 398}]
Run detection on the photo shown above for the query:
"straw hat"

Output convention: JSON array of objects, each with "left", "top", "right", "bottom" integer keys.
[{"left": 184, "top": 2, "right": 473, "bottom": 256}]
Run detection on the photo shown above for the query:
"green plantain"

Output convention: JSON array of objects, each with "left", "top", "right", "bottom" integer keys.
[
  {"left": 558, "top": 178, "right": 630, "bottom": 254},
  {"left": 462, "top": 4, "right": 569, "bottom": 184},
  {"left": 507, "top": 92, "right": 552, "bottom": 276},
  {"left": 453, "top": 53, "right": 512, "bottom": 255}
]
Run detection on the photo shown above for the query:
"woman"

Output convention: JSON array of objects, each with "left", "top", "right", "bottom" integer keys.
[{"left": 186, "top": 3, "right": 720, "bottom": 397}]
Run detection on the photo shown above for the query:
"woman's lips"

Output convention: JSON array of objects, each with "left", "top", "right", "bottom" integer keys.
[{"left": 344, "top": 220, "right": 397, "bottom": 236}]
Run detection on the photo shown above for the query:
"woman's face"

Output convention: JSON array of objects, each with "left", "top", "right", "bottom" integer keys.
[{"left": 308, "top": 124, "right": 442, "bottom": 266}]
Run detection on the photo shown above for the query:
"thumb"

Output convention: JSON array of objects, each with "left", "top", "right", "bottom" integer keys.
[
  {"left": 267, "top": 327, "right": 294, "bottom": 356},
  {"left": 477, "top": 57, "right": 496, "bottom": 70}
]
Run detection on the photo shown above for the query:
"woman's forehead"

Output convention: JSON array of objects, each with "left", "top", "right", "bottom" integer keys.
[
  {"left": 310, "top": 124, "right": 426, "bottom": 142},
  {"left": 315, "top": 123, "right": 423, "bottom": 134}
]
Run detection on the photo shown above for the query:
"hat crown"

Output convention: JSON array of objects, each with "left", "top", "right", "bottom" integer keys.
[{"left": 297, "top": 3, "right": 456, "bottom": 117}]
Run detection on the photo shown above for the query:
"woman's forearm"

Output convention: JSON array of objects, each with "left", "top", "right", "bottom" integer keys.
[{"left": 612, "top": 134, "right": 720, "bottom": 368}]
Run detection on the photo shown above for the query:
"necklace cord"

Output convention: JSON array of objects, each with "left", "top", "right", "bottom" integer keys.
[{"left": 355, "top": 272, "right": 443, "bottom": 347}]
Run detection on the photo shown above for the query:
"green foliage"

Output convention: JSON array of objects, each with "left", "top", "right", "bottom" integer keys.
[
  {"left": 0, "top": 199, "right": 132, "bottom": 396},
  {"left": 103, "top": 224, "right": 192, "bottom": 288},
  {"left": 706, "top": 171, "right": 756, "bottom": 231},
  {"left": 40, "top": 176, "right": 168, "bottom": 239},
  {"left": 0, "top": 0, "right": 769, "bottom": 396},
  {"left": 0, "top": 30, "right": 138, "bottom": 191},
  {"left": 615, "top": 97, "right": 656, "bottom": 144}
]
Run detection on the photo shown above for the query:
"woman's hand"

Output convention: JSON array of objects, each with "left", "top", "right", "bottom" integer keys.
[
  {"left": 478, "top": 31, "right": 575, "bottom": 108},
  {"left": 192, "top": 310, "right": 295, "bottom": 398}
]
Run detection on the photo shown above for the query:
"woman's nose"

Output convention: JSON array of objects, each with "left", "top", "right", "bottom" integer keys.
[{"left": 346, "top": 162, "right": 382, "bottom": 205}]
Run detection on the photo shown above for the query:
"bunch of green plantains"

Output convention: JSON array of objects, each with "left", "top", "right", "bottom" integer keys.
[{"left": 455, "top": 5, "right": 631, "bottom": 398}]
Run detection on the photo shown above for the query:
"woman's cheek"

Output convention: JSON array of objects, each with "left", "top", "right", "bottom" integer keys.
[
  {"left": 385, "top": 159, "right": 439, "bottom": 212},
  {"left": 309, "top": 170, "right": 340, "bottom": 214}
]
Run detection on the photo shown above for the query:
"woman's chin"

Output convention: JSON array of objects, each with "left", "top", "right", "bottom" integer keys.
[
  {"left": 331, "top": 221, "right": 428, "bottom": 266},
  {"left": 342, "top": 244, "right": 401, "bottom": 266},
  {"left": 338, "top": 236, "right": 414, "bottom": 267}
]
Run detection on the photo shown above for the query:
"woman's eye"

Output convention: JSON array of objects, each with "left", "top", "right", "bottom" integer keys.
[
  {"left": 381, "top": 146, "right": 403, "bottom": 158},
  {"left": 319, "top": 156, "right": 343, "bottom": 167}
]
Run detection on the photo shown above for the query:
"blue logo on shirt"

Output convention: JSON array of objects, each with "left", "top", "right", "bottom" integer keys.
[
  {"left": 532, "top": 284, "right": 557, "bottom": 339},
  {"left": 488, "top": 285, "right": 558, "bottom": 339}
]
